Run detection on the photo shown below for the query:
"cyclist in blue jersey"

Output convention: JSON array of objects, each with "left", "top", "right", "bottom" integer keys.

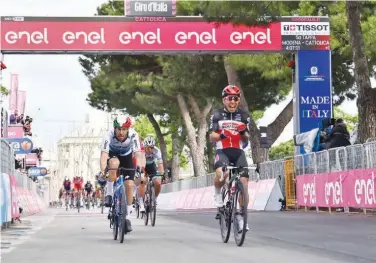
[{"left": 98, "top": 115, "right": 146, "bottom": 231}]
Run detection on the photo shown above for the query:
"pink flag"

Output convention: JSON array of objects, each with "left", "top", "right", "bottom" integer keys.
[
  {"left": 17, "top": 90, "right": 26, "bottom": 115},
  {"left": 8, "top": 74, "right": 18, "bottom": 112}
]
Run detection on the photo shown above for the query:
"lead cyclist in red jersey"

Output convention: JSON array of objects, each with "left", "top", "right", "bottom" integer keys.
[{"left": 209, "top": 85, "right": 251, "bottom": 230}]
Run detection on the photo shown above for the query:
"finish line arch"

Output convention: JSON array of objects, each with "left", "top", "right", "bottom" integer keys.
[{"left": 0, "top": 15, "right": 332, "bottom": 153}]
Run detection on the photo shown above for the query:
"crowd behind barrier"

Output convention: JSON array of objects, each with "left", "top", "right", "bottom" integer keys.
[
  {"left": 0, "top": 139, "right": 46, "bottom": 228},
  {"left": 160, "top": 137, "right": 376, "bottom": 213}
]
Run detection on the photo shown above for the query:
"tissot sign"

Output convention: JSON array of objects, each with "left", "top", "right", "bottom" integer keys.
[
  {"left": 0, "top": 16, "right": 330, "bottom": 54},
  {"left": 125, "top": 0, "right": 176, "bottom": 17}
]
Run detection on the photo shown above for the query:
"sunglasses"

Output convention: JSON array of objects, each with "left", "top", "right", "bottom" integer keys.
[{"left": 225, "top": 95, "right": 240, "bottom": 102}]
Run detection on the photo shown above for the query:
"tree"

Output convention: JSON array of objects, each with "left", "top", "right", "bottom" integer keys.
[
  {"left": 133, "top": 114, "right": 188, "bottom": 171},
  {"left": 346, "top": 1, "right": 376, "bottom": 143},
  {"left": 269, "top": 139, "right": 294, "bottom": 161},
  {"left": 1, "top": 86, "right": 9, "bottom": 96},
  {"left": 334, "top": 107, "right": 358, "bottom": 132}
]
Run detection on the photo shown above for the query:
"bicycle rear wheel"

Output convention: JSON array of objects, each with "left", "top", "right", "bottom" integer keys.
[
  {"left": 150, "top": 182, "right": 156, "bottom": 227},
  {"left": 233, "top": 181, "right": 248, "bottom": 247},
  {"left": 219, "top": 186, "right": 231, "bottom": 243},
  {"left": 119, "top": 184, "right": 128, "bottom": 243}
]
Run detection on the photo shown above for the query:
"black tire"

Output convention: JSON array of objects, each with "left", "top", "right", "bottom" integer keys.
[
  {"left": 233, "top": 181, "right": 248, "bottom": 247},
  {"left": 113, "top": 215, "right": 118, "bottom": 240},
  {"left": 144, "top": 187, "right": 149, "bottom": 226},
  {"left": 101, "top": 190, "right": 105, "bottom": 214},
  {"left": 119, "top": 184, "right": 127, "bottom": 243},
  {"left": 136, "top": 203, "right": 140, "bottom": 219},
  {"left": 219, "top": 187, "right": 231, "bottom": 243},
  {"left": 150, "top": 184, "right": 156, "bottom": 227}
]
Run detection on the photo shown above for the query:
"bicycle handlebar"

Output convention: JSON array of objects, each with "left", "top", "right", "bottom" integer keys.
[{"left": 219, "top": 165, "right": 257, "bottom": 182}]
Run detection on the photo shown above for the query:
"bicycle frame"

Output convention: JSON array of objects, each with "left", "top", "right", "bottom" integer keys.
[{"left": 107, "top": 167, "right": 138, "bottom": 217}]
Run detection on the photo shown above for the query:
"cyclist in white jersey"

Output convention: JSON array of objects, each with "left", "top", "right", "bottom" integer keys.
[
  {"left": 99, "top": 115, "right": 146, "bottom": 232},
  {"left": 135, "top": 136, "right": 164, "bottom": 212}
]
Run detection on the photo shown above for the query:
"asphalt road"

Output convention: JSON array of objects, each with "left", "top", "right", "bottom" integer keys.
[{"left": 1, "top": 207, "right": 376, "bottom": 263}]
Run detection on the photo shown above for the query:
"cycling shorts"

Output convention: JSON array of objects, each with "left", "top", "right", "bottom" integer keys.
[
  {"left": 85, "top": 187, "right": 93, "bottom": 193},
  {"left": 107, "top": 152, "right": 135, "bottom": 181},
  {"left": 145, "top": 163, "right": 158, "bottom": 177},
  {"left": 214, "top": 148, "right": 249, "bottom": 178},
  {"left": 64, "top": 185, "right": 71, "bottom": 191},
  {"left": 74, "top": 183, "right": 83, "bottom": 190}
]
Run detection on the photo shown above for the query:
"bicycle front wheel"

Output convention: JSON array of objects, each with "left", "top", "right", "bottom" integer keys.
[
  {"left": 150, "top": 183, "right": 156, "bottom": 227},
  {"left": 119, "top": 185, "right": 128, "bottom": 243},
  {"left": 101, "top": 190, "right": 105, "bottom": 214},
  {"left": 233, "top": 181, "right": 248, "bottom": 247},
  {"left": 219, "top": 187, "right": 231, "bottom": 243},
  {"left": 144, "top": 186, "right": 149, "bottom": 226}
]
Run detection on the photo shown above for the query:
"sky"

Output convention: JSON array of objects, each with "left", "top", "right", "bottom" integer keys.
[{"left": 0, "top": 0, "right": 360, "bottom": 152}]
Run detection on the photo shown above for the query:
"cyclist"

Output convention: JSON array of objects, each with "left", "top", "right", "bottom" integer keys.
[
  {"left": 62, "top": 177, "right": 71, "bottom": 201},
  {"left": 136, "top": 136, "right": 164, "bottom": 212},
  {"left": 73, "top": 176, "right": 84, "bottom": 206},
  {"left": 84, "top": 180, "right": 93, "bottom": 202},
  {"left": 208, "top": 84, "right": 251, "bottom": 231},
  {"left": 98, "top": 115, "right": 145, "bottom": 232}
]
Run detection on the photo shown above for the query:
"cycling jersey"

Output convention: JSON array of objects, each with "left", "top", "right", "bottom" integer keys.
[
  {"left": 73, "top": 177, "right": 83, "bottom": 184},
  {"left": 63, "top": 180, "right": 71, "bottom": 190},
  {"left": 101, "top": 128, "right": 142, "bottom": 156},
  {"left": 84, "top": 183, "right": 93, "bottom": 192},
  {"left": 145, "top": 146, "right": 163, "bottom": 165},
  {"left": 209, "top": 108, "right": 251, "bottom": 150}
]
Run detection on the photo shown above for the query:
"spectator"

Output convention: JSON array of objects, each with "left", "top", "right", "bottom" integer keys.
[
  {"left": 23, "top": 116, "right": 33, "bottom": 136},
  {"left": 327, "top": 118, "right": 351, "bottom": 149},
  {"left": 17, "top": 113, "right": 24, "bottom": 124},
  {"left": 9, "top": 110, "right": 18, "bottom": 124}
]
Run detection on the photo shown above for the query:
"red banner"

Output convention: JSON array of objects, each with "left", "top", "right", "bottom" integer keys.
[{"left": 0, "top": 16, "right": 330, "bottom": 53}]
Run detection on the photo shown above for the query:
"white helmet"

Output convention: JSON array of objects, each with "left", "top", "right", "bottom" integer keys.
[{"left": 143, "top": 136, "right": 155, "bottom": 147}]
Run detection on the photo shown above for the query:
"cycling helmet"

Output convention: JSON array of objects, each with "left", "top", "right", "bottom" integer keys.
[
  {"left": 113, "top": 115, "right": 132, "bottom": 129},
  {"left": 64, "top": 176, "right": 68, "bottom": 181},
  {"left": 143, "top": 136, "right": 155, "bottom": 147},
  {"left": 222, "top": 84, "right": 241, "bottom": 98}
]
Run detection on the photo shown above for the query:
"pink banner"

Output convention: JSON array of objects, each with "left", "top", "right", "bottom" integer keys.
[
  {"left": 16, "top": 90, "right": 26, "bottom": 115},
  {"left": 296, "top": 168, "right": 376, "bottom": 208},
  {"left": 25, "top": 153, "right": 38, "bottom": 166},
  {"left": 8, "top": 74, "right": 18, "bottom": 112},
  {"left": 9, "top": 175, "right": 20, "bottom": 219},
  {"left": 7, "top": 125, "right": 24, "bottom": 138}
]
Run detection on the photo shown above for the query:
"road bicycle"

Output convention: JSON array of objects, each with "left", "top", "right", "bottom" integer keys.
[
  {"left": 216, "top": 164, "right": 256, "bottom": 247},
  {"left": 133, "top": 185, "right": 142, "bottom": 219},
  {"left": 143, "top": 174, "right": 159, "bottom": 227},
  {"left": 107, "top": 167, "right": 140, "bottom": 243}
]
